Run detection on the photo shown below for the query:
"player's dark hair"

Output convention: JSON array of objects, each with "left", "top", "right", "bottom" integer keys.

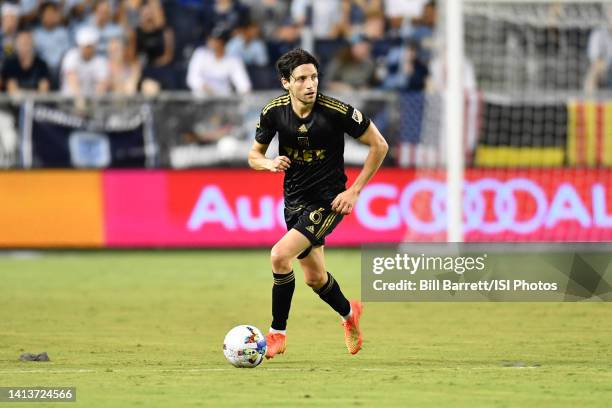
[{"left": 275, "top": 48, "right": 319, "bottom": 81}]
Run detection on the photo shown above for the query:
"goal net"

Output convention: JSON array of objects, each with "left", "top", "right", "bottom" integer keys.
[{"left": 406, "top": 0, "right": 612, "bottom": 241}]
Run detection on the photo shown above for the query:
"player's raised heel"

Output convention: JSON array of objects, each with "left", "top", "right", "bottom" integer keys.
[
  {"left": 343, "top": 300, "right": 363, "bottom": 355},
  {"left": 265, "top": 333, "right": 287, "bottom": 359}
]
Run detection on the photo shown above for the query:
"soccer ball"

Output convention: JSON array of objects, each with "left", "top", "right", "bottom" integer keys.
[{"left": 223, "top": 325, "right": 267, "bottom": 368}]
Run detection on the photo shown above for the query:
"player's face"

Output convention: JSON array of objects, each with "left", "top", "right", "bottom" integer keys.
[{"left": 285, "top": 64, "right": 318, "bottom": 104}]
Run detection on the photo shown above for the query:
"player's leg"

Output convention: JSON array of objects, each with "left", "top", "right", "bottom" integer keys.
[
  {"left": 299, "top": 245, "right": 327, "bottom": 289},
  {"left": 266, "top": 229, "right": 311, "bottom": 359},
  {"left": 299, "top": 246, "right": 363, "bottom": 355},
  {"left": 270, "top": 228, "right": 311, "bottom": 274}
]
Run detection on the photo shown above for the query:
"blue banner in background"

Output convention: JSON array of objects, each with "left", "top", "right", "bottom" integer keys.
[{"left": 28, "top": 105, "right": 149, "bottom": 168}]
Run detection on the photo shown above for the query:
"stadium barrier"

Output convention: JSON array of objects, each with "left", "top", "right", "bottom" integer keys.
[
  {"left": 2, "top": 92, "right": 612, "bottom": 170},
  {"left": 0, "top": 92, "right": 399, "bottom": 169},
  {"left": 1, "top": 168, "right": 610, "bottom": 248}
]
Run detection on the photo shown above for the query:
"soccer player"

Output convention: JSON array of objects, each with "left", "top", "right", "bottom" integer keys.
[{"left": 247, "top": 48, "right": 388, "bottom": 358}]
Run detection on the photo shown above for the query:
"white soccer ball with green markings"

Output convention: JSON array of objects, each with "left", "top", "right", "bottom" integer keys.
[{"left": 223, "top": 325, "right": 267, "bottom": 368}]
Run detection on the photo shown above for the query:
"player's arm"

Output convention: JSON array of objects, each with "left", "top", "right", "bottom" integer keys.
[
  {"left": 248, "top": 141, "right": 291, "bottom": 172},
  {"left": 331, "top": 121, "right": 388, "bottom": 214},
  {"left": 249, "top": 108, "right": 291, "bottom": 172}
]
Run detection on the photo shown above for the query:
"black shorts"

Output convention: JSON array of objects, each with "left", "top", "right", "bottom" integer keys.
[{"left": 284, "top": 202, "right": 344, "bottom": 258}]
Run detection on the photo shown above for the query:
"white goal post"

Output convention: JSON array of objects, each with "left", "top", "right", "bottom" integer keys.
[{"left": 443, "top": 0, "right": 611, "bottom": 242}]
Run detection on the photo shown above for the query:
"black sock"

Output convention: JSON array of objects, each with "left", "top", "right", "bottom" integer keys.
[
  {"left": 271, "top": 271, "right": 295, "bottom": 331},
  {"left": 314, "top": 272, "right": 350, "bottom": 317}
]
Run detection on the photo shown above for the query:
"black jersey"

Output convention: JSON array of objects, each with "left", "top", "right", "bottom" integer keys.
[{"left": 255, "top": 93, "right": 371, "bottom": 207}]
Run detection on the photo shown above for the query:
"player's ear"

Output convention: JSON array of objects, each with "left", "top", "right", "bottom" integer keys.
[{"left": 281, "top": 77, "right": 290, "bottom": 90}]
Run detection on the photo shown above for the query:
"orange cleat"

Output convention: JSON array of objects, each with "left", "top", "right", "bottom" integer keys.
[
  {"left": 265, "top": 332, "right": 287, "bottom": 359},
  {"left": 343, "top": 301, "right": 363, "bottom": 355}
]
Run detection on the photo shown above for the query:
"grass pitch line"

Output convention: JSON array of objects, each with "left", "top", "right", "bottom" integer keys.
[
  {"left": 0, "top": 367, "right": 306, "bottom": 374},
  {"left": 0, "top": 369, "right": 96, "bottom": 374},
  {"left": 0, "top": 366, "right": 522, "bottom": 375},
  {"left": 0, "top": 367, "right": 405, "bottom": 375}
]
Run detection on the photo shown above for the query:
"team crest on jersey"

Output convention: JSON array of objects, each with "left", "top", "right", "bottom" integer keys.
[
  {"left": 309, "top": 208, "right": 325, "bottom": 224},
  {"left": 297, "top": 136, "right": 309, "bottom": 147},
  {"left": 352, "top": 108, "right": 363, "bottom": 124}
]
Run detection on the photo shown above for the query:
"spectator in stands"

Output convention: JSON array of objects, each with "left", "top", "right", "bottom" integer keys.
[
  {"left": 275, "top": 21, "right": 302, "bottom": 46},
  {"left": 0, "top": 108, "right": 17, "bottom": 167},
  {"left": 347, "top": 0, "right": 383, "bottom": 31},
  {"left": 400, "top": 0, "right": 436, "bottom": 63},
  {"left": 0, "top": 3, "right": 21, "bottom": 165},
  {"left": 291, "top": 0, "right": 348, "bottom": 39},
  {"left": 226, "top": 21, "right": 269, "bottom": 67},
  {"left": 402, "top": 0, "right": 436, "bottom": 33},
  {"left": 18, "top": 0, "right": 43, "bottom": 25},
  {"left": 240, "top": 0, "right": 292, "bottom": 40},
  {"left": 362, "top": 8, "right": 386, "bottom": 41},
  {"left": 107, "top": 37, "right": 140, "bottom": 95},
  {"left": 1, "top": 3, "right": 20, "bottom": 64},
  {"left": 427, "top": 52, "right": 477, "bottom": 92},
  {"left": 186, "top": 26, "right": 251, "bottom": 96},
  {"left": 80, "top": 0, "right": 124, "bottom": 55},
  {"left": 33, "top": 2, "right": 72, "bottom": 80},
  {"left": 584, "top": 4, "right": 612, "bottom": 91},
  {"left": 362, "top": 8, "right": 393, "bottom": 70},
  {"left": 325, "top": 33, "right": 376, "bottom": 91},
  {"left": 1, "top": 30, "right": 51, "bottom": 94},
  {"left": 60, "top": 26, "right": 109, "bottom": 96},
  {"left": 381, "top": 40, "right": 428, "bottom": 91},
  {"left": 64, "top": 0, "right": 90, "bottom": 21},
  {"left": 236, "top": 0, "right": 299, "bottom": 67},
  {"left": 384, "top": 0, "right": 428, "bottom": 37},
  {"left": 117, "top": 0, "right": 143, "bottom": 30},
  {"left": 167, "top": 0, "right": 209, "bottom": 64},
  {"left": 206, "top": 0, "right": 251, "bottom": 34},
  {"left": 129, "top": 1, "right": 175, "bottom": 91}
]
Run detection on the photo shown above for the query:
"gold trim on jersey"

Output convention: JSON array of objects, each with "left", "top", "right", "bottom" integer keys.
[
  {"left": 264, "top": 94, "right": 290, "bottom": 106},
  {"left": 262, "top": 95, "right": 290, "bottom": 115},
  {"left": 318, "top": 95, "right": 348, "bottom": 111},
  {"left": 318, "top": 94, "right": 347, "bottom": 107},
  {"left": 316, "top": 212, "right": 338, "bottom": 239},
  {"left": 262, "top": 100, "right": 290, "bottom": 115},
  {"left": 309, "top": 207, "right": 325, "bottom": 224},
  {"left": 285, "top": 204, "right": 305, "bottom": 213},
  {"left": 316, "top": 100, "right": 348, "bottom": 114}
]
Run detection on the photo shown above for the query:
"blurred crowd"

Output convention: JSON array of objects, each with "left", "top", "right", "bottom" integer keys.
[
  {"left": 0, "top": 0, "right": 611, "bottom": 99},
  {"left": 0, "top": 0, "right": 443, "bottom": 98},
  {"left": 585, "top": 4, "right": 612, "bottom": 91}
]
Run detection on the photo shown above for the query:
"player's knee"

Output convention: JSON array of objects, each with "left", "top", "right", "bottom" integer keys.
[
  {"left": 304, "top": 274, "right": 326, "bottom": 290},
  {"left": 270, "top": 248, "right": 291, "bottom": 272}
]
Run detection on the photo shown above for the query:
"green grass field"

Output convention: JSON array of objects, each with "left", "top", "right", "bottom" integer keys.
[{"left": 1, "top": 249, "right": 611, "bottom": 407}]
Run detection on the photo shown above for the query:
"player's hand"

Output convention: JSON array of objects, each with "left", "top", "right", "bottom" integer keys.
[
  {"left": 331, "top": 188, "right": 359, "bottom": 215},
  {"left": 268, "top": 156, "right": 291, "bottom": 172}
]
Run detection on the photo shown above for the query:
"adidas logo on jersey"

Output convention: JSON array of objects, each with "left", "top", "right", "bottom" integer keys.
[
  {"left": 298, "top": 124, "right": 308, "bottom": 133},
  {"left": 306, "top": 225, "right": 315, "bottom": 234}
]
